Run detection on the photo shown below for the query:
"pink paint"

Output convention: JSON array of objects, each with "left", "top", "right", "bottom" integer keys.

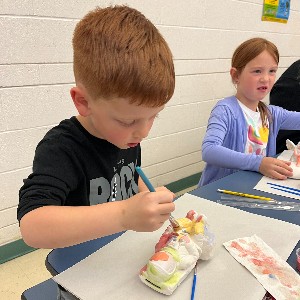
[
  {"left": 230, "top": 240, "right": 297, "bottom": 287},
  {"left": 224, "top": 236, "right": 300, "bottom": 299}
]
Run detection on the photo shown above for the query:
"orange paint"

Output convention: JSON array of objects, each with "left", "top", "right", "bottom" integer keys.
[{"left": 150, "top": 251, "right": 169, "bottom": 261}]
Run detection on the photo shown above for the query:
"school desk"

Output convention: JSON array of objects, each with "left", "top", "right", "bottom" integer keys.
[{"left": 21, "top": 170, "right": 300, "bottom": 300}]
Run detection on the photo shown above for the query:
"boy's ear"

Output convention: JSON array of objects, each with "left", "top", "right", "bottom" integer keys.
[
  {"left": 70, "top": 87, "right": 91, "bottom": 116},
  {"left": 230, "top": 67, "right": 239, "bottom": 84}
]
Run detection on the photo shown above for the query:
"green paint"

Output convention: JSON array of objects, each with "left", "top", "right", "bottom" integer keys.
[
  {"left": 165, "top": 272, "right": 181, "bottom": 286},
  {"left": 149, "top": 263, "right": 158, "bottom": 276},
  {"left": 163, "top": 246, "right": 180, "bottom": 262}
]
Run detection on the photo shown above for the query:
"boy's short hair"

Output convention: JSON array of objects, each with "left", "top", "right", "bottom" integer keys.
[{"left": 73, "top": 5, "right": 175, "bottom": 107}]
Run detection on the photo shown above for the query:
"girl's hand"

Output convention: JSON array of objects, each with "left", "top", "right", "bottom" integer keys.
[
  {"left": 120, "top": 187, "right": 176, "bottom": 232},
  {"left": 259, "top": 157, "right": 293, "bottom": 180}
]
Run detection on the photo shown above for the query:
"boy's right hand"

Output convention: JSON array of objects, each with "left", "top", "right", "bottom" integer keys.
[
  {"left": 120, "top": 187, "right": 176, "bottom": 232},
  {"left": 259, "top": 157, "right": 293, "bottom": 180}
]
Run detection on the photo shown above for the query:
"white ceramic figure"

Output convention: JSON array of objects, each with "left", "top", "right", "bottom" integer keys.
[
  {"left": 286, "top": 139, "right": 300, "bottom": 179},
  {"left": 139, "top": 210, "right": 215, "bottom": 295}
]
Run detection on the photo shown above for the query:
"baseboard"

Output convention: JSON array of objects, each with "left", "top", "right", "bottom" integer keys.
[
  {"left": 165, "top": 172, "right": 201, "bottom": 193},
  {"left": 0, "top": 239, "right": 36, "bottom": 264},
  {"left": 0, "top": 172, "right": 201, "bottom": 264}
]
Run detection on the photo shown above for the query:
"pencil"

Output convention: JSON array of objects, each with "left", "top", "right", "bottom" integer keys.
[
  {"left": 135, "top": 166, "right": 181, "bottom": 230},
  {"left": 190, "top": 262, "right": 198, "bottom": 300},
  {"left": 217, "top": 189, "right": 274, "bottom": 201}
]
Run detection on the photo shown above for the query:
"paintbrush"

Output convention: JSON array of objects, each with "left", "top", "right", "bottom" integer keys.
[
  {"left": 136, "top": 166, "right": 181, "bottom": 231},
  {"left": 190, "top": 261, "right": 198, "bottom": 300}
]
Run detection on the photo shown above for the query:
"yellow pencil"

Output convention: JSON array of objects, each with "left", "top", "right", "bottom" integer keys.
[{"left": 217, "top": 189, "right": 274, "bottom": 201}]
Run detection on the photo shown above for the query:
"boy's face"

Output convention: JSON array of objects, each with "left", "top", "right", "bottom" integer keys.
[{"left": 83, "top": 97, "right": 164, "bottom": 149}]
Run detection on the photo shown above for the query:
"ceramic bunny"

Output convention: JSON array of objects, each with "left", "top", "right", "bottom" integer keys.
[
  {"left": 139, "top": 210, "right": 215, "bottom": 295},
  {"left": 286, "top": 139, "right": 300, "bottom": 179}
]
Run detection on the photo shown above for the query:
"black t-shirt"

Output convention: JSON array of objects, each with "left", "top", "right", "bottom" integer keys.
[
  {"left": 17, "top": 117, "right": 141, "bottom": 221},
  {"left": 270, "top": 60, "right": 300, "bottom": 153}
]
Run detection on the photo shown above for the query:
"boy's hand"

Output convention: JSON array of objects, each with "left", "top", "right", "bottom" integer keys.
[
  {"left": 259, "top": 157, "right": 293, "bottom": 180},
  {"left": 120, "top": 187, "right": 176, "bottom": 232}
]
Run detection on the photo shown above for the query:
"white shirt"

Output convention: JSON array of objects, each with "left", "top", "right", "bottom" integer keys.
[{"left": 238, "top": 101, "right": 269, "bottom": 156}]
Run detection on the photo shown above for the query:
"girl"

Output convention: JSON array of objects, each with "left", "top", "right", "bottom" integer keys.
[{"left": 198, "top": 37, "right": 300, "bottom": 187}]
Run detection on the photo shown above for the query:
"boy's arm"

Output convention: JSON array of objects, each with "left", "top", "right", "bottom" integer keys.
[
  {"left": 20, "top": 202, "right": 127, "bottom": 249},
  {"left": 20, "top": 189, "right": 175, "bottom": 249}
]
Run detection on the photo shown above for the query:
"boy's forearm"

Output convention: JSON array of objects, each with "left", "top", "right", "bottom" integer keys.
[{"left": 20, "top": 202, "right": 127, "bottom": 249}]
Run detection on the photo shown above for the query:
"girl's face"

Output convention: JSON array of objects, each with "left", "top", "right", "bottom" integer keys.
[{"left": 233, "top": 50, "right": 278, "bottom": 111}]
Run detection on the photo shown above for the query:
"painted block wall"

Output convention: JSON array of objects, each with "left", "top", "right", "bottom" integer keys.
[{"left": 0, "top": 0, "right": 299, "bottom": 246}]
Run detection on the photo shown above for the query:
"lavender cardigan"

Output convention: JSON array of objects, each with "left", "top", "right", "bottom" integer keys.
[{"left": 198, "top": 96, "right": 300, "bottom": 186}]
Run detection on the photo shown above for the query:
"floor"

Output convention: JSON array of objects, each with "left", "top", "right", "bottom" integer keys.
[
  {"left": 0, "top": 248, "right": 52, "bottom": 300},
  {"left": 0, "top": 186, "right": 196, "bottom": 300}
]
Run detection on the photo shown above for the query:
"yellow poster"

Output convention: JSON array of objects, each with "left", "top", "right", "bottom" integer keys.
[{"left": 262, "top": 0, "right": 291, "bottom": 23}]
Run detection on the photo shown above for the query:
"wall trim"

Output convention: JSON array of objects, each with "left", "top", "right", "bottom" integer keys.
[
  {"left": 0, "top": 172, "right": 201, "bottom": 264},
  {"left": 166, "top": 172, "right": 201, "bottom": 193},
  {"left": 0, "top": 239, "right": 36, "bottom": 264}
]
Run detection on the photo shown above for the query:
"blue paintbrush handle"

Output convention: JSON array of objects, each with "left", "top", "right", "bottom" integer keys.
[
  {"left": 267, "top": 182, "right": 300, "bottom": 194},
  {"left": 190, "top": 273, "right": 197, "bottom": 300},
  {"left": 269, "top": 186, "right": 300, "bottom": 196},
  {"left": 135, "top": 166, "right": 155, "bottom": 192},
  {"left": 135, "top": 166, "right": 181, "bottom": 230}
]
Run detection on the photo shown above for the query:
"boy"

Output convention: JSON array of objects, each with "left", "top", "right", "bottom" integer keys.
[{"left": 18, "top": 5, "right": 176, "bottom": 249}]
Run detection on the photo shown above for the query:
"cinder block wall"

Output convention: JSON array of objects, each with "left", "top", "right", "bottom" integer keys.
[{"left": 1, "top": 0, "right": 299, "bottom": 246}]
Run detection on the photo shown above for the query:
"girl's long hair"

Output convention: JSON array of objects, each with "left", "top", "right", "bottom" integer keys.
[{"left": 232, "top": 37, "right": 279, "bottom": 127}]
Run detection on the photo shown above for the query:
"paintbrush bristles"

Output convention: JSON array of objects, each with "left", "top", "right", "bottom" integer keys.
[
  {"left": 169, "top": 215, "right": 181, "bottom": 230},
  {"left": 194, "top": 261, "right": 198, "bottom": 274}
]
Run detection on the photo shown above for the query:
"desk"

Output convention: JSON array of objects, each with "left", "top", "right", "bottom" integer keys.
[
  {"left": 190, "top": 170, "right": 300, "bottom": 273},
  {"left": 191, "top": 170, "right": 299, "bottom": 225},
  {"left": 46, "top": 232, "right": 124, "bottom": 275},
  {"left": 22, "top": 171, "right": 300, "bottom": 300}
]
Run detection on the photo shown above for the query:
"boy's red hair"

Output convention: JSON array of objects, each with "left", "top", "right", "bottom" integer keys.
[{"left": 73, "top": 6, "right": 175, "bottom": 107}]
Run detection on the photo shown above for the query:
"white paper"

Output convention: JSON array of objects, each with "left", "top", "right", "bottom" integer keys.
[
  {"left": 54, "top": 194, "right": 300, "bottom": 300},
  {"left": 254, "top": 151, "right": 300, "bottom": 200},
  {"left": 224, "top": 235, "right": 300, "bottom": 300}
]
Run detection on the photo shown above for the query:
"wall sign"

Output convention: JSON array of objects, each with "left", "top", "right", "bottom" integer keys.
[{"left": 262, "top": 0, "right": 291, "bottom": 23}]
